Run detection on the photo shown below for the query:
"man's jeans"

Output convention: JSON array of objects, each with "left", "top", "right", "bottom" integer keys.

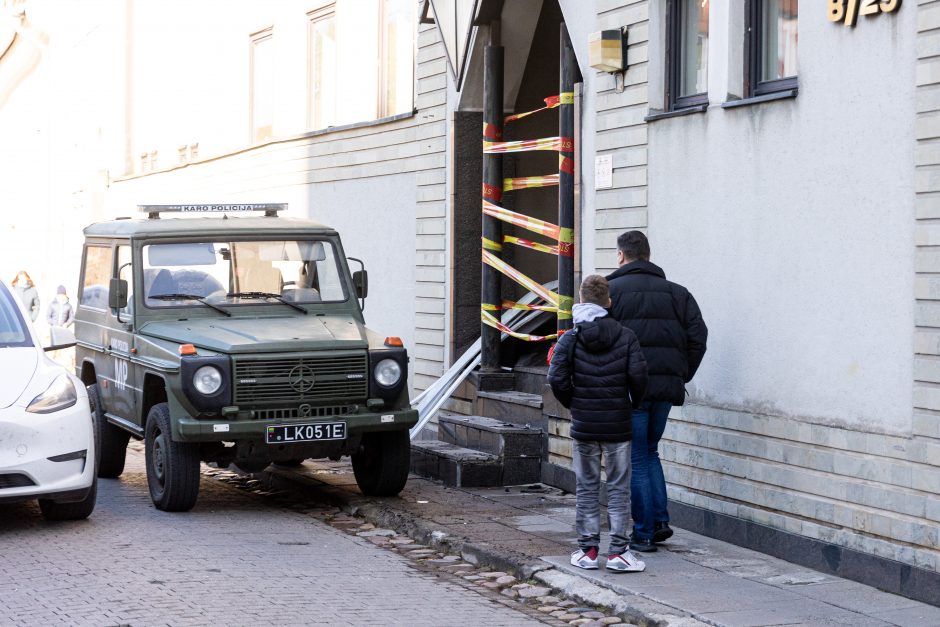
[
  {"left": 630, "top": 401, "right": 672, "bottom": 542},
  {"left": 573, "top": 439, "right": 631, "bottom": 555}
]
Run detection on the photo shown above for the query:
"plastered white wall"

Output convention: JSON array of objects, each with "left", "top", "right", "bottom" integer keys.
[
  {"left": 308, "top": 174, "right": 417, "bottom": 357},
  {"left": 648, "top": 6, "right": 916, "bottom": 434}
]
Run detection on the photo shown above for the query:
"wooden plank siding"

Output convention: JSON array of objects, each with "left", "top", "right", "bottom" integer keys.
[{"left": 593, "top": 0, "right": 649, "bottom": 278}]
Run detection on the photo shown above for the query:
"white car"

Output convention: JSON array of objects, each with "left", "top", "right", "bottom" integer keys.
[{"left": 0, "top": 279, "right": 97, "bottom": 520}]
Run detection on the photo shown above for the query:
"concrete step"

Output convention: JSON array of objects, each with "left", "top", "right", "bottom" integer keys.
[
  {"left": 475, "top": 390, "right": 545, "bottom": 431},
  {"left": 410, "top": 440, "right": 502, "bottom": 488},
  {"left": 438, "top": 413, "right": 542, "bottom": 485},
  {"left": 438, "top": 413, "right": 541, "bottom": 457},
  {"left": 513, "top": 365, "right": 549, "bottom": 396}
]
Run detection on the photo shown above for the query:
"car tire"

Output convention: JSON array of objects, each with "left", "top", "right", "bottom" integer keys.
[
  {"left": 145, "top": 402, "right": 200, "bottom": 512},
  {"left": 39, "top": 479, "right": 97, "bottom": 521},
  {"left": 352, "top": 430, "right": 410, "bottom": 496},
  {"left": 88, "top": 384, "right": 130, "bottom": 478}
]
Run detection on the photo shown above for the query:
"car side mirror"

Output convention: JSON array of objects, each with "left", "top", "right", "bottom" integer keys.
[
  {"left": 45, "top": 326, "right": 76, "bottom": 352},
  {"left": 352, "top": 270, "right": 368, "bottom": 299},
  {"left": 109, "top": 278, "right": 128, "bottom": 309}
]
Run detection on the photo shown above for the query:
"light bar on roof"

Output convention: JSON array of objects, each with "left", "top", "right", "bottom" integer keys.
[{"left": 138, "top": 203, "right": 287, "bottom": 218}]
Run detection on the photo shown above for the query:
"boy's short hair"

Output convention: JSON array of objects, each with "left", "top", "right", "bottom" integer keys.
[{"left": 579, "top": 274, "right": 610, "bottom": 306}]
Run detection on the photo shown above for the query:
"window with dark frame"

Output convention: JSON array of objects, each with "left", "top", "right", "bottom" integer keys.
[
  {"left": 746, "top": 0, "right": 798, "bottom": 98},
  {"left": 666, "top": 0, "right": 710, "bottom": 111}
]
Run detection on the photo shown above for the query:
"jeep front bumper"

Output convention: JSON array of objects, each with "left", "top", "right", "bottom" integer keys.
[{"left": 174, "top": 407, "right": 418, "bottom": 442}]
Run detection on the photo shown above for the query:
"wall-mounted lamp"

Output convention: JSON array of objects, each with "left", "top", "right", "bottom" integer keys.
[{"left": 588, "top": 28, "right": 628, "bottom": 93}]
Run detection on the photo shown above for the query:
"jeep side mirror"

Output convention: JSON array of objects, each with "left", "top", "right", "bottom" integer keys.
[
  {"left": 109, "top": 278, "right": 129, "bottom": 309},
  {"left": 352, "top": 270, "right": 368, "bottom": 300},
  {"left": 45, "top": 326, "right": 76, "bottom": 352}
]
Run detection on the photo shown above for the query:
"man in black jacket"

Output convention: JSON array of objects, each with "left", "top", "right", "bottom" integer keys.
[
  {"left": 607, "top": 231, "right": 707, "bottom": 553},
  {"left": 548, "top": 275, "right": 649, "bottom": 572}
]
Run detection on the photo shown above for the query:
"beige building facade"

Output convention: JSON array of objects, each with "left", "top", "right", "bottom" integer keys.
[{"left": 2, "top": 0, "right": 938, "bottom": 604}]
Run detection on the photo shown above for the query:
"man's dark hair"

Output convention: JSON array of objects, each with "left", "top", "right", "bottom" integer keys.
[
  {"left": 617, "top": 230, "right": 650, "bottom": 261},
  {"left": 579, "top": 274, "right": 610, "bottom": 306}
]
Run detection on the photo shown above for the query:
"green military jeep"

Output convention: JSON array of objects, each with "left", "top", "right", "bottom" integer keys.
[{"left": 73, "top": 204, "right": 416, "bottom": 511}]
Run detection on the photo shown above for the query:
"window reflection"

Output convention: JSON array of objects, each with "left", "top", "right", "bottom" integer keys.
[
  {"left": 679, "top": 0, "right": 709, "bottom": 98},
  {"left": 761, "top": 0, "right": 798, "bottom": 82}
]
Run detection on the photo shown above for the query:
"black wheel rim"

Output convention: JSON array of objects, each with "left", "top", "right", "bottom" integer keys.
[{"left": 152, "top": 432, "right": 166, "bottom": 486}]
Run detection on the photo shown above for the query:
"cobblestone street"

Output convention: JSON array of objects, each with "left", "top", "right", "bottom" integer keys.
[{"left": 0, "top": 450, "right": 549, "bottom": 626}]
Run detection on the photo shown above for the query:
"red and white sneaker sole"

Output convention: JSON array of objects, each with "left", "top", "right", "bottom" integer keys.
[
  {"left": 570, "top": 550, "right": 599, "bottom": 570},
  {"left": 605, "top": 553, "right": 646, "bottom": 572}
]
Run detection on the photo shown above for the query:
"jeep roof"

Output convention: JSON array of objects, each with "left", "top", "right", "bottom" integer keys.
[{"left": 83, "top": 215, "right": 337, "bottom": 239}]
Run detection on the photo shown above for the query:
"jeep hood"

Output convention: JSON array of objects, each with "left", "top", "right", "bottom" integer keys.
[{"left": 137, "top": 315, "right": 368, "bottom": 353}]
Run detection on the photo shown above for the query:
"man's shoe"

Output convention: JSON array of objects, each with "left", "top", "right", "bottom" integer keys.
[
  {"left": 652, "top": 522, "right": 674, "bottom": 544},
  {"left": 570, "top": 547, "right": 599, "bottom": 570},
  {"left": 606, "top": 552, "right": 646, "bottom": 573},
  {"left": 629, "top": 533, "right": 657, "bottom": 553}
]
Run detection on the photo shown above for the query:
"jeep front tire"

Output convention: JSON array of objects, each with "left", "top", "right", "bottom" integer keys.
[
  {"left": 145, "top": 402, "right": 200, "bottom": 511},
  {"left": 352, "top": 430, "right": 410, "bottom": 496}
]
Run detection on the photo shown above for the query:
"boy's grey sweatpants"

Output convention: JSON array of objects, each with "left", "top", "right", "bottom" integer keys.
[{"left": 573, "top": 439, "right": 632, "bottom": 555}]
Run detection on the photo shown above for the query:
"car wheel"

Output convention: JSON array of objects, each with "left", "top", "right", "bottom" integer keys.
[
  {"left": 39, "top": 478, "right": 97, "bottom": 521},
  {"left": 352, "top": 430, "right": 410, "bottom": 496},
  {"left": 145, "top": 402, "right": 200, "bottom": 512},
  {"left": 88, "top": 384, "right": 130, "bottom": 478}
]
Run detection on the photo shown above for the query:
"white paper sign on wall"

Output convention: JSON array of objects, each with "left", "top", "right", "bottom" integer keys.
[{"left": 595, "top": 154, "right": 613, "bottom": 189}]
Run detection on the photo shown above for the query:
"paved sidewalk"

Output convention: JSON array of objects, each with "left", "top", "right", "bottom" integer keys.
[{"left": 262, "top": 461, "right": 940, "bottom": 627}]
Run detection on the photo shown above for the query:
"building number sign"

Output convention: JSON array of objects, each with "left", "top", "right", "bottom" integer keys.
[{"left": 828, "top": 0, "right": 901, "bottom": 27}]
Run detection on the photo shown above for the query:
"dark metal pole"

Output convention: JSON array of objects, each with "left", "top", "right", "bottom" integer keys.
[
  {"left": 481, "top": 23, "right": 504, "bottom": 372},
  {"left": 558, "top": 24, "right": 576, "bottom": 333}
]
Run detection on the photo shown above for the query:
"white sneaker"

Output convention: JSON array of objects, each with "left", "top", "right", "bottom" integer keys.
[
  {"left": 570, "top": 547, "right": 599, "bottom": 570},
  {"left": 606, "top": 551, "right": 646, "bottom": 572}
]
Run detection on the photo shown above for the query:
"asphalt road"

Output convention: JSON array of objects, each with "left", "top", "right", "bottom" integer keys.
[{"left": 0, "top": 449, "right": 547, "bottom": 627}]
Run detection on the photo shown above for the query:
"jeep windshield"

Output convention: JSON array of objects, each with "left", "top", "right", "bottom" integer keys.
[{"left": 142, "top": 239, "right": 347, "bottom": 309}]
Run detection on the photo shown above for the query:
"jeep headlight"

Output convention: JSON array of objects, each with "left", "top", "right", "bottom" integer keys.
[
  {"left": 374, "top": 359, "right": 402, "bottom": 387},
  {"left": 26, "top": 374, "right": 77, "bottom": 414},
  {"left": 193, "top": 365, "right": 223, "bottom": 395}
]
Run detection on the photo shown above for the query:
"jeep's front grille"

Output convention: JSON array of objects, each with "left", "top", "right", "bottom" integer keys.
[
  {"left": 0, "top": 473, "right": 35, "bottom": 489},
  {"left": 233, "top": 354, "right": 368, "bottom": 406},
  {"left": 253, "top": 405, "right": 355, "bottom": 421}
]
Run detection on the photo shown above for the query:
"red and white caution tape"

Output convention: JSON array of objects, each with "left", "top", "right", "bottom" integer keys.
[
  {"left": 482, "top": 249, "right": 560, "bottom": 308},
  {"left": 503, "top": 174, "right": 560, "bottom": 191},
  {"left": 503, "top": 235, "right": 558, "bottom": 255},
  {"left": 484, "top": 136, "right": 562, "bottom": 154},
  {"left": 482, "top": 199, "right": 560, "bottom": 240},
  {"left": 481, "top": 309, "right": 558, "bottom": 342}
]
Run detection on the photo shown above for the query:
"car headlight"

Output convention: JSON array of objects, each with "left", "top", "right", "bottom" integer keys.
[
  {"left": 193, "top": 365, "right": 223, "bottom": 395},
  {"left": 374, "top": 359, "right": 402, "bottom": 387},
  {"left": 26, "top": 374, "right": 77, "bottom": 414}
]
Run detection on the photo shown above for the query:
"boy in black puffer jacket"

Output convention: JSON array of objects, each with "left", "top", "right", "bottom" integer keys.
[{"left": 548, "top": 275, "right": 649, "bottom": 572}]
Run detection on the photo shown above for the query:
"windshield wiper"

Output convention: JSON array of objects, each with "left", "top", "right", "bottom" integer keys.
[
  {"left": 149, "top": 294, "right": 232, "bottom": 317},
  {"left": 226, "top": 291, "right": 308, "bottom": 315}
]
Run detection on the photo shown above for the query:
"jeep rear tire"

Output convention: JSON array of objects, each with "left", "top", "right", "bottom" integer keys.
[
  {"left": 88, "top": 384, "right": 130, "bottom": 478},
  {"left": 145, "top": 402, "right": 200, "bottom": 512},
  {"left": 352, "top": 430, "right": 410, "bottom": 496}
]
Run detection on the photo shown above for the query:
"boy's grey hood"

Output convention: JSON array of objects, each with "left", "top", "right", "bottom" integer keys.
[{"left": 573, "top": 302, "right": 608, "bottom": 324}]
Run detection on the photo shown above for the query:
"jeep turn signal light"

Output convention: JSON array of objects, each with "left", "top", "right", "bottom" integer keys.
[
  {"left": 179, "top": 344, "right": 198, "bottom": 356},
  {"left": 384, "top": 336, "right": 403, "bottom": 347}
]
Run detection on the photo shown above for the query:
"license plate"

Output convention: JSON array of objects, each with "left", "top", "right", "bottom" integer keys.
[{"left": 266, "top": 422, "right": 347, "bottom": 444}]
